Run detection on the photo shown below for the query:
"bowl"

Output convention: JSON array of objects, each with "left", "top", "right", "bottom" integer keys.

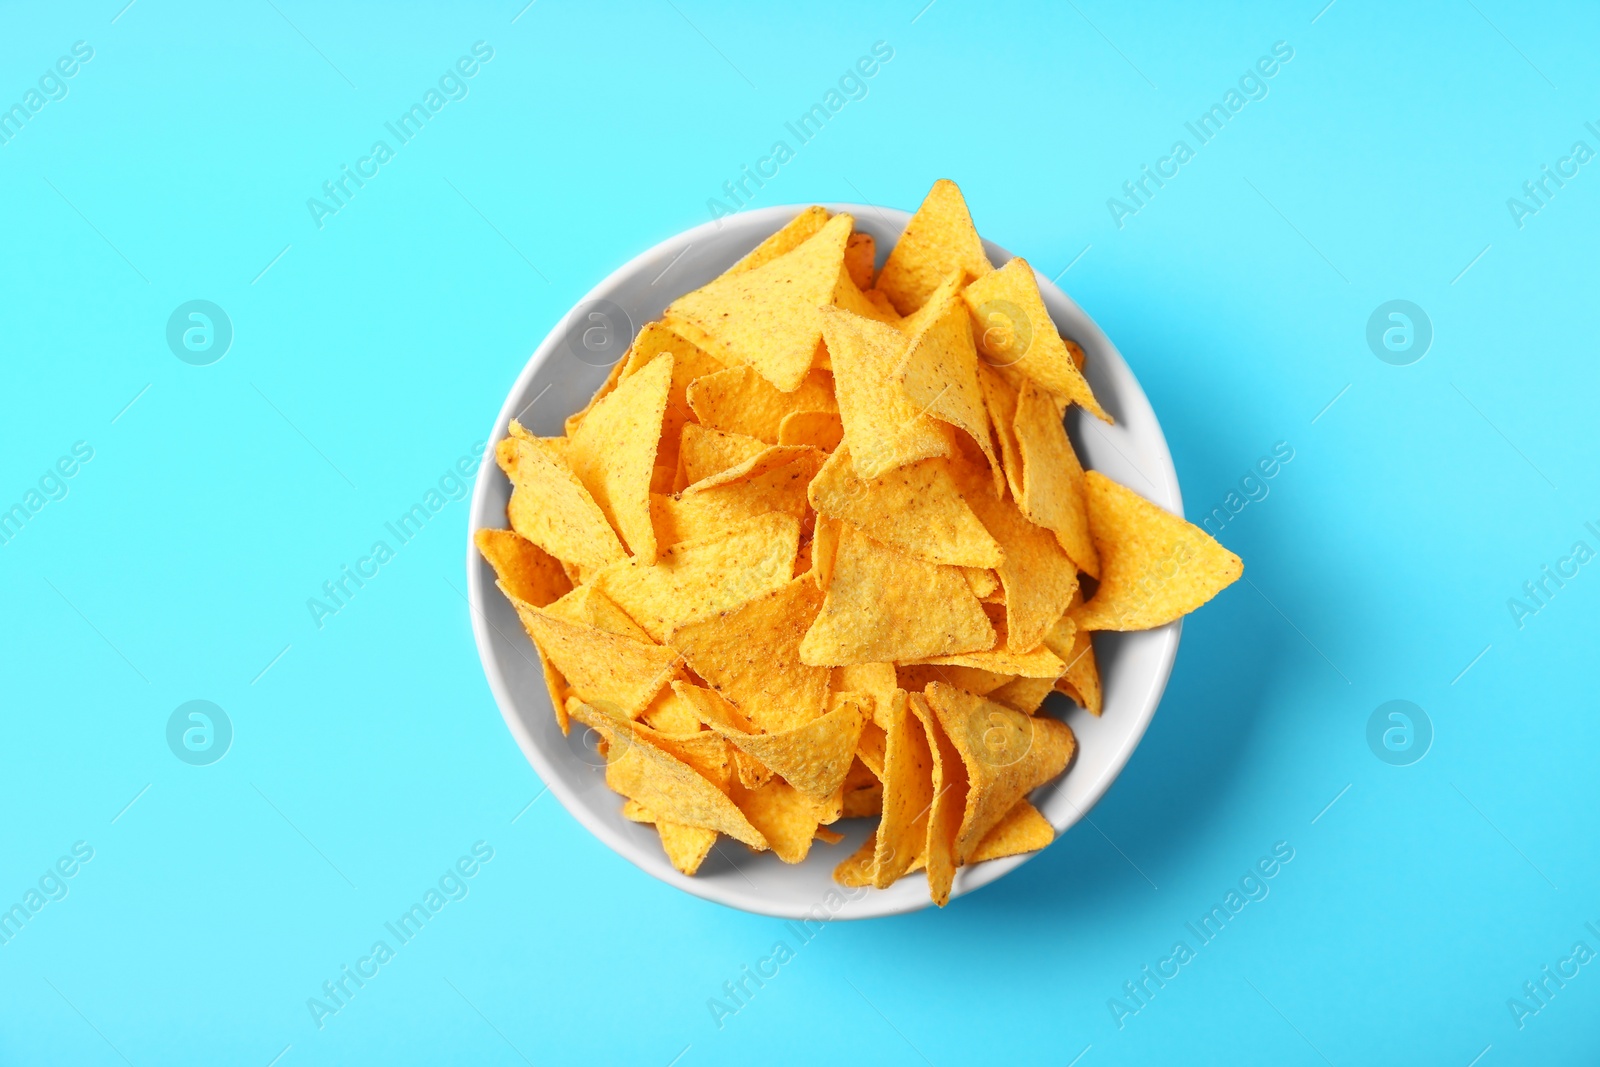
[{"left": 466, "top": 203, "right": 1182, "bottom": 919}]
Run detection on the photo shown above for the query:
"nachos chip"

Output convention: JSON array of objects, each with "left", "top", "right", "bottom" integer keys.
[{"left": 478, "top": 180, "right": 1241, "bottom": 905}]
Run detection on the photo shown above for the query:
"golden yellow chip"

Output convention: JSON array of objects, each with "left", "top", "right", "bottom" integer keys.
[
  {"left": 810, "top": 515, "right": 840, "bottom": 591},
  {"left": 1043, "top": 600, "right": 1101, "bottom": 715},
  {"left": 675, "top": 424, "right": 770, "bottom": 489},
  {"left": 834, "top": 266, "right": 902, "bottom": 327},
  {"left": 672, "top": 681, "right": 771, "bottom": 789},
  {"left": 667, "top": 213, "right": 853, "bottom": 392},
  {"left": 567, "top": 352, "right": 673, "bottom": 564},
  {"left": 543, "top": 584, "right": 651, "bottom": 640},
  {"left": 922, "top": 682, "right": 1076, "bottom": 864},
  {"left": 650, "top": 454, "right": 816, "bottom": 549},
  {"left": 807, "top": 448, "right": 1002, "bottom": 569},
  {"left": 830, "top": 662, "right": 899, "bottom": 728},
  {"left": 968, "top": 798, "right": 1053, "bottom": 862},
  {"left": 497, "top": 435, "right": 626, "bottom": 571},
  {"left": 1074, "top": 471, "right": 1243, "bottom": 631},
  {"left": 475, "top": 528, "right": 571, "bottom": 608},
  {"left": 963, "top": 567, "right": 1000, "bottom": 599},
  {"left": 729, "top": 205, "right": 831, "bottom": 274},
  {"left": 893, "top": 274, "right": 1002, "bottom": 490},
  {"left": 667, "top": 574, "right": 831, "bottom": 733},
  {"left": 913, "top": 643, "right": 1065, "bottom": 678},
  {"left": 778, "top": 409, "right": 844, "bottom": 451},
  {"left": 876, "top": 179, "right": 993, "bottom": 315},
  {"left": 639, "top": 685, "right": 704, "bottom": 734},
  {"left": 988, "top": 675, "right": 1057, "bottom": 715},
  {"left": 572, "top": 702, "right": 768, "bottom": 850},
  {"left": 1013, "top": 380, "right": 1098, "bottom": 577},
  {"left": 818, "top": 306, "right": 952, "bottom": 480},
  {"left": 855, "top": 719, "right": 887, "bottom": 777},
  {"left": 620, "top": 323, "right": 726, "bottom": 479},
  {"left": 799, "top": 525, "right": 994, "bottom": 666},
  {"left": 563, "top": 356, "right": 628, "bottom": 437},
  {"left": 954, "top": 460, "right": 1079, "bottom": 652},
  {"left": 539, "top": 656, "right": 571, "bottom": 735},
  {"left": 872, "top": 690, "right": 933, "bottom": 887},
  {"left": 844, "top": 231, "right": 875, "bottom": 290},
  {"left": 841, "top": 757, "right": 883, "bottom": 818},
  {"left": 709, "top": 693, "right": 866, "bottom": 803},
  {"left": 862, "top": 288, "right": 901, "bottom": 323},
  {"left": 962, "top": 258, "right": 1108, "bottom": 423},
  {"left": 687, "top": 365, "right": 836, "bottom": 444},
  {"left": 594, "top": 511, "right": 801, "bottom": 642},
  {"left": 907, "top": 692, "right": 966, "bottom": 906},
  {"left": 896, "top": 663, "right": 1011, "bottom": 698},
  {"left": 834, "top": 830, "right": 879, "bottom": 887},
  {"left": 656, "top": 820, "right": 719, "bottom": 875},
  {"left": 506, "top": 588, "right": 679, "bottom": 718},
  {"left": 732, "top": 779, "right": 835, "bottom": 863},
  {"left": 975, "top": 365, "right": 1026, "bottom": 500},
  {"left": 687, "top": 443, "right": 824, "bottom": 493}
]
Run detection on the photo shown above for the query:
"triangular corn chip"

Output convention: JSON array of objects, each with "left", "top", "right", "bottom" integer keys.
[
  {"left": 962, "top": 258, "right": 1109, "bottom": 422},
  {"left": 893, "top": 274, "right": 1002, "bottom": 490},
  {"left": 872, "top": 690, "right": 933, "bottom": 887},
  {"left": 544, "top": 584, "right": 651, "bottom": 640},
  {"left": 572, "top": 702, "right": 767, "bottom": 850},
  {"left": 830, "top": 662, "right": 899, "bottom": 728},
  {"left": 799, "top": 525, "right": 994, "bottom": 666},
  {"left": 639, "top": 684, "right": 704, "bottom": 734},
  {"left": 988, "top": 675, "right": 1057, "bottom": 714},
  {"left": 896, "top": 663, "right": 1011, "bottom": 698},
  {"left": 841, "top": 757, "right": 882, "bottom": 817},
  {"left": 1074, "top": 471, "right": 1243, "bottom": 631},
  {"left": 621, "top": 323, "right": 726, "bottom": 478},
  {"left": 808, "top": 447, "right": 1002, "bottom": 569},
  {"left": 708, "top": 694, "right": 867, "bottom": 803},
  {"left": 668, "top": 574, "right": 831, "bottom": 733},
  {"left": 1044, "top": 600, "right": 1101, "bottom": 715},
  {"left": 923, "top": 683, "right": 1076, "bottom": 864},
  {"left": 594, "top": 511, "right": 801, "bottom": 642},
  {"left": 618, "top": 801, "right": 720, "bottom": 875},
  {"left": 834, "top": 267, "right": 902, "bottom": 326},
  {"left": 731, "top": 778, "right": 834, "bottom": 863},
  {"left": 810, "top": 516, "right": 840, "bottom": 591},
  {"left": 913, "top": 643, "right": 1065, "bottom": 678},
  {"left": 686, "top": 365, "right": 836, "bottom": 444},
  {"left": 539, "top": 656, "right": 570, "bottom": 735},
  {"left": 563, "top": 357, "right": 628, "bottom": 436},
  {"left": 954, "top": 459, "right": 1079, "bottom": 652},
  {"left": 666, "top": 213, "right": 853, "bottom": 392},
  {"left": 572, "top": 699, "right": 735, "bottom": 793},
  {"left": 969, "top": 799, "right": 1053, "bottom": 863},
  {"left": 876, "top": 179, "right": 993, "bottom": 315},
  {"left": 907, "top": 692, "right": 967, "bottom": 906},
  {"left": 675, "top": 424, "right": 769, "bottom": 489},
  {"left": 834, "top": 830, "right": 879, "bottom": 887},
  {"left": 819, "top": 306, "right": 952, "bottom": 479},
  {"left": 474, "top": 528, "right": 571, "bottom": 607},
  {"left": 1014, "top": 380, "right": 1098, "bottom": 577},
  {"left": 844, "top": 231, "right": 875, "bottom": 290},
  {"left": 650, "top": 452, "right": 817, "bottom": 549},
  {"left": 507, "top": 590, "right": 679, "bottom": 718},
  {"left": 975, "top": 365, "right": 1025, "bottom": 501},
  {"left": 963, "top": 567, "right": 999, "bottom": 598},
  {"left": 567, "top": 352, "right": 673, "bottom": 564},
  {"left": 778, "top": 409, "right": 844, "bottom": 451},
  {"left": 729, "top": 205, "right": 831, "bottom": 274},
  {"left": 497, "top": 436, "right": 626, "bottom": 570},
  {"left": 688, "top": 444, "right": 824, "bottom": 493}
]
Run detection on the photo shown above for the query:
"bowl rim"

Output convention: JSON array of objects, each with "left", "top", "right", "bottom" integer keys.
[{"left": 466, "top": 201, "right": 1182, "bottom": 919}]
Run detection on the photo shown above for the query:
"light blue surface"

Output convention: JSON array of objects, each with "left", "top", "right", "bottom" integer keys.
[{"left": 2, "top": 1, "right": 1596, "bottom": 1063}]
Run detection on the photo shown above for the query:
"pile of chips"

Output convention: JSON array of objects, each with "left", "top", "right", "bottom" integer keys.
[{"left": 478, "top": 180, "right": 1242, "bottom": 906}]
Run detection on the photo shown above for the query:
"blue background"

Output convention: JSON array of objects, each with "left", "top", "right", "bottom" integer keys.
[{"left": 2, "top": 0, "right": 1596, "bottom": 1063}]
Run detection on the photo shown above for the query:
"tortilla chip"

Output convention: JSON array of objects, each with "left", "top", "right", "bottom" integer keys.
[
  {"left": 872, "top": 691, "right": 934, "bottom": 887},
  {"left": 729, "top": 205, "right": 831, "bottom": 274},
  {"left": 687, "top": 365, "right": 836, "bottom": 444},
  {"left": 988, "top": 675, "right": 1057, "bottom": 714},
  {"left": 640, "top": 685, "right": 705, "bottom": 734},
  {"left": 963, "top": 568, "right": 999, "bottom": 599},
  {"left": 914, "top": 643, "right": 1065, "bottom": 678},
  {"left": 969, "top": 799, "right": 1053, "bottom": 862},
  {"left": 778, "top": 410, "right": 845, "bottom": 451},
  {"left": 656, "top": 820, "right": 719, "bottom": 875},
  {"left": 906, "top": 693, "right": 966, "bottom": 906},
  {"left": 922, "top": 683, "right": 1076, "bottom": 864},
  {"left": 841, "top": 757, "right": 883, "bottom": 817},
  {"left": 831, "top": 662, "right": 899, "bottom": 728},
  {"left": 955, "top": 460, "right": 1079, "bottom": 652},
  {"left": 975, "top": 365, "right": 1025, "bottom": 501},
  {"left": 676, "top": 424, "right": 771, "bottom": 489},
  {"left": 808, "top": 448, "right": 1002, "bottom": 569},
  {"left": 799, "top": 525, "right": 995, "bottom": 666},
  {"left": 650, "top": 453, "right": 816, "bottom": 548},
  {"left": 668, "top": 574, "right": 831, "bottom": 733},
  {"left": 731, "top": 778, "right": 832, "bottom": 863},
  {"left": 687, "top": 443, "right": 824, "bottom": 493},
  {"left": 1074, "top": 471, "right": 1243, "bottom": 631},
  {"left": 876, "top": 179, "right": 993, "bottom": 315},
  {"left": 815, "top": 825, "right": 845, "bottom": 844},
  {"left": 896, "top": 663, "right": 1011, "bottom": 698},
  {"left": 475, "top": 528, "right": 571, "bottom": 607},
  {"left": 567, "top": 352, "right": 673, "bottom": 564},
  {"left": 863, "top": 289, "right": 901, "bottom": 323},
  {"left": 1048, "top": 597, "right": 1102, "bottom": 715},
  {"left": 810, "top": 516, "right": 840, "bottom": 591},
  {"left": 539, "top": 655, "right": 571, "bottom": 735},
  {"left": 564, "top": 356, "right": 629, "bottom": 436},
  {"left": 573, "top": 702, "right": 767, "bottom": 849},
  {"left": 711, "top": 694, "right": 867, "bottom": 804},
  {"left": 819, "top": 306, "right": 952, "bottom": 480},
  {"left": 621, "top": 323, "right": 727, "bottom": 477},
  {"left": 507, "top": 589, "right": 679, "bottom": 718},
  {"left": 845, "top": 231, "right": 875, "bottom": 290},
  {"left": 667, "top": 213, "right": 853, "bottom": 392},
  {"left": 835, "top": 830, "right": 879, "bottom": 887},
  {"left": 1014, "top": 380, "right": 1098, "bottom": 577},
  {"left": 497, "top": 435, "right": 626, "bottom": 571},
  {"left": 855, "top": 719, "right": 887, "bottom": 777},
  {"left": 594, "top": 511, "right": 801, "bottom": 642},
  {"left": 672, "top": 681, "right": 771, "bottom": 788},
  {"left": 544, "top": 584, "right": 652, "bottom": 641},
  {"left": 962, "top": 258, "right": 1108, "bottom": 422},
  {"left": 893, "top": 274, "right": 1002, "bottom": 489}
]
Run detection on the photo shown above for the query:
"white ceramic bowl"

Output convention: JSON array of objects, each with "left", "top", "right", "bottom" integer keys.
[{"left": 467, "top": 203, "right": 1182, "bottom": 919}]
